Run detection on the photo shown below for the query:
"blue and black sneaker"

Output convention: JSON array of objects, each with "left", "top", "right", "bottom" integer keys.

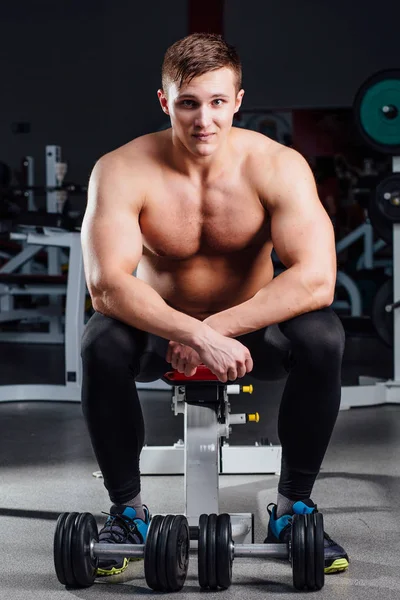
[
  {"left": 264, "top": 500, "right": 349, "bottom": 574},
  {"left": 96, "top": 505, "right": 151, "bottom": 577}
]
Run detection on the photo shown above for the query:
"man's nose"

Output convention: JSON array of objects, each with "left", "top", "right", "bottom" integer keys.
[{"left": 194, "top": 106, "right": 212, "bottom": 129}]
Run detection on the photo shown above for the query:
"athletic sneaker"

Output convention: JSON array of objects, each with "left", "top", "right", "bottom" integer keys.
[
  {"left": 96, "top": 505, "right": 151, "bottom": 576},
  {"left": 264, "top": 500, "right": 349, "bottom": 574}
]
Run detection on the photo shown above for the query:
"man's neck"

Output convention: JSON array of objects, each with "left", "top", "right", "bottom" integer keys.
[{"left": 169, "top": 131, "right": 231, "bottom": 183}]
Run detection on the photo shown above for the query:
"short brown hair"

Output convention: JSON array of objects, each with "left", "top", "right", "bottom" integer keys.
[{"left": 161, "top": 33, "right": 242, "bottom": 93}]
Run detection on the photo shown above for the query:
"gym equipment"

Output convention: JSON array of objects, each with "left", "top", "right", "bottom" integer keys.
[
  {"left": 55, "top": 367, "right": 323, "bottom": 592},
  {"left": 133, "top": 359, "right": 281, "bottom": 476},
  {"left": 0, "top": 228, "right": 85, "bottom": 402},
  {"left": 163, "top": 365, "right": 275, "bottom": 514},
  {"left": 196, "top": 511, "right": 324, "bottom": 591},
  {"left": 0, "top": 145, "right": 87, "bottom": 404},
  {"left": 54, "top": 512, "right": 98, "bottom": 587},
  {"left": 375, "top": 173, "right": 400, "bottom": 223},
  {"left": 368, "top": 172, "right": 400, "bottom": 347},
  {"left": 371, "top": 278, "right": 393, "bottom": 346},
  {"left": 144, "top": 514, "right": 190, "bottom": 591},
  {"left": 340, "top": 78, "right": 400, "bottom": 407},
  {"left": 368, "top": 187, "right": 394, "bottom": 245},
  {"left": 153, "top": 368, "right": 322, "bottom": 591},
  {"left": 54, "top": 511, "right": 190, "bottom": 592},
  {"left": 354, "top": 69, "right": 400, "bottom": 154}
]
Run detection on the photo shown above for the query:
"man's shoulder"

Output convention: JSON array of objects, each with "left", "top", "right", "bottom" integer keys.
[
  {"left": 94, "top": 130, "right": 169, "bottom": 176},
  {"left": 233, "top": 127, "right": 295, "bottom": 163},
  {"left": 104, "top": 130, "right": 168, "bottom": 162}
]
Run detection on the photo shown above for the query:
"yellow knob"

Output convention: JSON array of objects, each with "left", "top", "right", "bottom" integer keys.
[
  {"left": 248, "top": 412, "right": 260, "bottom": 423},
  {"left": 242, "top": 385, "right": 253, "bottom": 394}
]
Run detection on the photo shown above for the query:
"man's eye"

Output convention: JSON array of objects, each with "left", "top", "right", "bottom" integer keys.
[
  {"left": 213, "top": 99, "right": 224, "bottom": 105},
  {"left": 181, "top": 100, "right": 195, "bottom": 107}
]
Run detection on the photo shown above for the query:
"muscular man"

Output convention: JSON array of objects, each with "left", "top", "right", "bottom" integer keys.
[{"left": 81, "top": 33, "right": 349, "bottom": 577}]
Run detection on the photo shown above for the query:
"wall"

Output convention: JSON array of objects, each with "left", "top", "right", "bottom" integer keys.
[
  {"left": 0, "top": 0, "right": 187, "bottom": 184},
  {"left": 225, "top": 1, "right": 400, "bottom": 110}
]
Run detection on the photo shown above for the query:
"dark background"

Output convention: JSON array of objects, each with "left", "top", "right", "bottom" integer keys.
[{"left": 1, "top": 0, "right": 399, "bottom": 183}]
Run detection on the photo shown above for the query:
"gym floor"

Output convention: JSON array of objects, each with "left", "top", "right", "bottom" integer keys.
[{"left": 1, "top": 328, "right": 400, "bottom": 600}]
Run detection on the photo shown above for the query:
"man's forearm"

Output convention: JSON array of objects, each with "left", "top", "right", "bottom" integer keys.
[
  {"left": 204, "top": 267, "right": 333, "bottom": 337},
  {"left": 92, "top": 274, "right": 209, "bottom": 348}
]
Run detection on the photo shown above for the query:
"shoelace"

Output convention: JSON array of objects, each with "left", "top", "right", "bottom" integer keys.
[{"left": 99, "top": 511, "right": 141, "bottom": 544}]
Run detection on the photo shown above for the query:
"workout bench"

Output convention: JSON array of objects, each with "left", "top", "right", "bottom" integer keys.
[{"left": 162, "top": 364, "right": 256, "bottom": 544}]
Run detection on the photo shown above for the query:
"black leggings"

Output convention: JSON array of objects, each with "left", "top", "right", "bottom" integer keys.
[{"left": 81, "top": 307, "right": 345, "bottom": 505}]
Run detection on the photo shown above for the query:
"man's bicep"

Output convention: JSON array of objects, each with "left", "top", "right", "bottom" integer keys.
[
  {"left": 82, "top": 208, "right": 143, "bottom": 291},
  {"left": 268, "top": 152, "right": 336, "bottom": 271},
  {"left": 81, "top": 158, "right": 144, "bottom": 294},
  {"left": 270, "top": 199, "right": 335, "bottom": 269}
]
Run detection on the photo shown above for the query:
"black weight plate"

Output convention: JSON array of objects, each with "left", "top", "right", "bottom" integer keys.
[
  {"left": 198, "top": 514, "right": 209, "bottom": 588},
  {"left": 71, "top": 513, "right": 98, "bottom": 588},
  {"left": 156, "top": 514, "right": 175, "bottom": 592},
  {"left": 54, "top": 512, "right": 68, "bottom": 585},
  {"left": 144, "top": 514, "right": 164, "bottom": 591},
  {"left": 354, "top": 70, "right": 400, "bottom": 154},
  {"left": 372, "top": 278, "right": 394, "bottom": 347},
  {"left": 368, "top": 190, "right": 393, "bottom": 245},
  {"left": 313, "top": 513, "right": 325, "bottom": 591},
  {"left": 291, "top": 514, "right": 306, "bottom": 591},
  {"left": 376, "top": 174, "right": 400, "bottom": 222},
  {"left": 166, "top": 515, "right": 190, "bottom": 592},
  {"left": 305, "top": 514, "right": 316, "bottom": 590},
  {"left": 207, "top": 514, "right": 218, "bottom": 590},
  {"left": 216, "top": 513, "right": 233, "bottom": 589},
  {"left": 62, "top": 512, "right": 79, "bottom": 587}
]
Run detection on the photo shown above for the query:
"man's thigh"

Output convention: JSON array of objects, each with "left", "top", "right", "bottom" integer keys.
[
  {"left": 135, "top": 333, "right": 171, "bottom": 383},
  {"left": 236, "top": 324, "right": 291, "bottom": 381}
]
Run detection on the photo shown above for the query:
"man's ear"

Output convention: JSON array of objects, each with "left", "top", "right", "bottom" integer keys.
[
  {"left": 157, "top": 89, "right": 170, "bottom": 115},
  {"left": 234, "top": 89, "right": 245, "bottom": 113}
]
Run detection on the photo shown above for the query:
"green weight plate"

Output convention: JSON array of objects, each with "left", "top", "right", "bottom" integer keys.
[
  {"left": 361, "top": 81, "right": 400, "bottom": 144},
  {"left": 166, "top": 515, "right": 190, "bottom": 592},
  {"left": 292, "top": 514, "right": 306, "bottom": 591},
  {"left": 198, "top": 514, "right": 209, "bottom": 588},
  {"left": 313, "top": 513, "right": 325, "bottom": 591},
  {"left": 144, "top": 514, "right": 164, "bottom": 591},
  {"left": 216, "top": 513, "right": 233, "bottom": 589},
  {"left": 54, "top": 512, "right": 68, "bottom": 585},
  {"left": 354, "top": 70, "right": 400, "bottom": 154},
  {"left": 71, "top": 513, "right": 98, "bottom": 588}
]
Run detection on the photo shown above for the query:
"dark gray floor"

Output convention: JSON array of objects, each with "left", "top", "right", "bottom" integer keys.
[{"left": 1, "top": 333, "right": 400, "bottom": 599}]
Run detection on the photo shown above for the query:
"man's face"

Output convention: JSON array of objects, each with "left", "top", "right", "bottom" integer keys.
[{"left": 158, "top": 68, "right": 244, "bottom": 157}]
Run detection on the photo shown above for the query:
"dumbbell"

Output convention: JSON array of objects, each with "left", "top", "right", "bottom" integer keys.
[
  {"left": 54, "top": 512, "right": 190, "bottom": 592},
  {"left": 197, "top": 512, "right": 325, "bottom": 591}
]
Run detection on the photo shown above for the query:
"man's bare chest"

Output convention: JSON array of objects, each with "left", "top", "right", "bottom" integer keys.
[{"left": 139, "top": 180, "right": 270, "bottom": 259}]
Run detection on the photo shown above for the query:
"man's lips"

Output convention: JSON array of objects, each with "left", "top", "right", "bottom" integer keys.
[{"left": 192, "top": 133, "right": 215, "bottom": 140}]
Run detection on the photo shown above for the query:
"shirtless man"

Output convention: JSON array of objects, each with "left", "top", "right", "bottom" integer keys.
[{"left": 80, "top": 33, "right": 349, "bottom": 577}]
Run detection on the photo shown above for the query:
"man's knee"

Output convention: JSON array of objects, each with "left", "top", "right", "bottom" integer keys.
[
  {"left": 283, "top": 309, "right": 345, "bottom": 365},
  {"left": 81, "top": 311, "right": 144, "bottom": 365}
]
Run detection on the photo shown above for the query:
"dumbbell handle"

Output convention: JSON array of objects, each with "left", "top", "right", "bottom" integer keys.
[
  {"left": 92, "top": 541, "right": 288, "bottom": 560},
  {"left": 385, "top": 300, "right": 400, "bottom": 313},
  {"left": 92, "top": 542, "right": 145, "bottom": 558},
  {"left": 234, "top": 543, "right": 288, "bottom": 559}
]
